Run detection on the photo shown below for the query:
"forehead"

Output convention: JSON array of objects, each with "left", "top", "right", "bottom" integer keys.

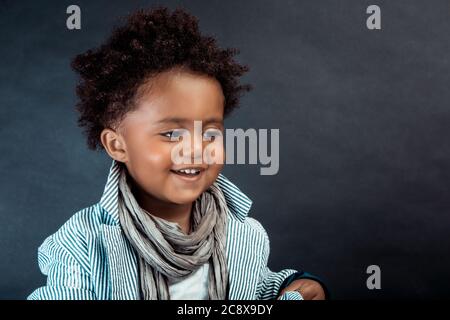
[{"left": 125, "top": 70, "right": 225, "bottom": 126}]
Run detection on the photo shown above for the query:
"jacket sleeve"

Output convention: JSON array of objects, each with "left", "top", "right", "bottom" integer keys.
[
  {"left": 27, "top": 215, "right": 97, "bottom": 300},
  {"left": 252, "top": 218, "right": 329, "bottom": 300}
]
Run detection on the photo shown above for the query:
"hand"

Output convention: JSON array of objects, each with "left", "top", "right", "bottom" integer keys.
[{"left": 278, "top": 279, "right": 326, "bottom": 300}]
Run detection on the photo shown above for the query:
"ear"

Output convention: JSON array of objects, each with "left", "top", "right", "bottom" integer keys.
[{"left": 100, "top": 128, "right": 128, "bottom": 163}]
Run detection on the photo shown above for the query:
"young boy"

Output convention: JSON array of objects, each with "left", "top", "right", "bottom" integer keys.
[{"left": 28, "top": 7, "right": 327, "bottom": 300}]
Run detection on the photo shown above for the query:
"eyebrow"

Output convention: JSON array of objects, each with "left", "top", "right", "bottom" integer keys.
[{"left": 156, "top": 117, "right": 224, "bottom": 125}]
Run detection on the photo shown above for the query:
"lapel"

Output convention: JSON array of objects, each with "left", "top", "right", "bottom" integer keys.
[{"left": 98, "top": 160, "right": 255, "bottom": 300}]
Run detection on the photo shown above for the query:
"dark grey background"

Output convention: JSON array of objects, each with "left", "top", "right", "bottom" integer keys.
[{"left": 1, "top": 0, "right": 449, "bottom": 299}]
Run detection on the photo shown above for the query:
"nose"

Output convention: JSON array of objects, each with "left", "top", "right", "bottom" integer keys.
[{"left": 190, "top": 129, "right": 204, "bottom": 164}]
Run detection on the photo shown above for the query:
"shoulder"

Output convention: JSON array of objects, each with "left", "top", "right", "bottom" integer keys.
[
  {"left": 50, "top": 203, "right": 105, "bottom": 242},
  {"left": 245, "top": 217, "right": 270, "bottom": 248},
  {"left": 245, "top": 216, "right": 268, "bottom": 236},
  {"left": 228, "top": 214, "right": 270, "bottom": 250},
  {"left": 36, "top": 203, "right": 106, "bottom": 271}
]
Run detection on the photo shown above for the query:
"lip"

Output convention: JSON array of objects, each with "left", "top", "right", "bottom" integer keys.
[
  {"left": 170, "top": 169, "right": 205, "bottom": 182},
  {"left": 171, "top": 165, "right": 208, "bottom": 172}
]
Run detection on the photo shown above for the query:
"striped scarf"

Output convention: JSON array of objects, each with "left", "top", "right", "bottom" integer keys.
[{"left": 117, "top": 166, "right": 229, "bottom": 300}]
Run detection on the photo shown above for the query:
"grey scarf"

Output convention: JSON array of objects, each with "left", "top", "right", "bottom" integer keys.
[{"left": 117, "top": 166, "right": 229, "bottom": 300}]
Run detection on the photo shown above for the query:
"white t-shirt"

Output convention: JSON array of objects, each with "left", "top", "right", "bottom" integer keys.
[
  {"left": 165, "top": 220, "right": 210, "bottom": 300},
  {"left": 168, "top": 262, "right": 210, "bottom": 300}
]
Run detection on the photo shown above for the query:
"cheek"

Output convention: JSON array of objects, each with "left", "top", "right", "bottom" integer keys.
[
  {"left": 207, "top": 163, "right": 224, "bottom": 181},
  {"left": 204, "top": 142, "right": 224, "bottom": 178},
  {"left": 204, "top": 140, "right": 225, "bottom": 164},
  {"left": 129, "top": 142, "right": 174, "bottom": 171},
  {"left": 147, "top": 147, "right": 173, "bottom": 169}
]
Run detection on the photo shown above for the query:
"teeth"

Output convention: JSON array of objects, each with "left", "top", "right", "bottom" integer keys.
[{"left": 177, "top": 168, "right": 200, "bottom": 175}]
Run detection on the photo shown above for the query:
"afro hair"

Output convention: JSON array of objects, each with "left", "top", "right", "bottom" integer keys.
[{"left": 71, "top": 6, "right": 252, "bottom": 151}]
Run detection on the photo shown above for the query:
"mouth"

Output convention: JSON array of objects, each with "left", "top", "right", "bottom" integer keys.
[{"left": 170, "top": 167, "right": 205, "bottom": 181}]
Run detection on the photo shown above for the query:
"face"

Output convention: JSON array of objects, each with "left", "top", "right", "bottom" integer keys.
[{"left": 105, "top": 69, "right": 225, "bottom": 206}]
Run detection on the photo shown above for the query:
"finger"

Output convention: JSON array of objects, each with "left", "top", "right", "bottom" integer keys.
[
  {"left": 298, "top": 287, "right": 314, "bottom": 300},
  {"left": 311, "top": 289, "right": 326, "bottom": 300}
]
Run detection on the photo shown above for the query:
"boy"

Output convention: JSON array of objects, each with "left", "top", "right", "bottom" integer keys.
[{"left": 28, "top": 7, "right": 327, "bottom": 300}]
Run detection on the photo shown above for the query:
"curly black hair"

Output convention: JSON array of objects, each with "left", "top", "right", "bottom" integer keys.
[{"left": 71, "top": 6, "right": 252, "bottom": 151}]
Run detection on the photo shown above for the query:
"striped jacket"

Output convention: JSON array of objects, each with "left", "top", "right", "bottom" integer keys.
[{"left": 27, "top": 160, "right": 323, "bottom": 300}]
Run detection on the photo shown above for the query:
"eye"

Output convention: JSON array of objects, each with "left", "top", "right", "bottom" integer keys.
[
  {"left": 160, "top": 129, "right": 185, "bottom": 141},
  {"left": 203, "top": 128, "right": 223, "bottom": 142}
]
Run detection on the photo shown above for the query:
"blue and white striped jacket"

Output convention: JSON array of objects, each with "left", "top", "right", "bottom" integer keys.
[{"left": 27, "top": 160, "right": 321, "bottom": 300}]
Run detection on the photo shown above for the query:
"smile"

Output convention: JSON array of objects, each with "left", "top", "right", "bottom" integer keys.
[
  {"left": 170, "top": 167, "right": 205, "bottom": 181},
  {"left": 172, "top": 168, "right": 201, "bottom": 175}
]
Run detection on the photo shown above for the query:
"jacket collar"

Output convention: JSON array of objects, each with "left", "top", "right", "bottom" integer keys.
[{"left": 99, "top": 159, "right": 252, "bottom": 225}]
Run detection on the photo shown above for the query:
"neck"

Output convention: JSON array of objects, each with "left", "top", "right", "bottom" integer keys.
[{"left": 128, "top": 177, "right": 193, "bottom": 235}]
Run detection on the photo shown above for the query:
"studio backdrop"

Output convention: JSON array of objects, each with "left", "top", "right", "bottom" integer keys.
[{"left": 1, "top": 0, "right": 449, "bottom": 299}]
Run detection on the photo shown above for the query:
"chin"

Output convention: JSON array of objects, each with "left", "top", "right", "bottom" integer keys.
[{"left": 169, "top": 191, "right": 204, "bottom": 205}]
